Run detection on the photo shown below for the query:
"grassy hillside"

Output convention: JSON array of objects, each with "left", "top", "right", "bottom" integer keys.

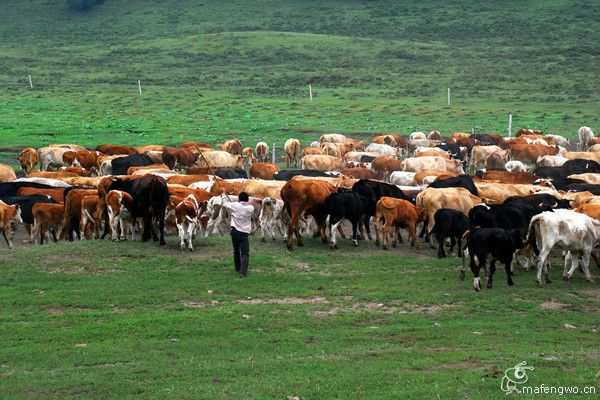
[{"left": 0, "top": 0, "right": 598, "bottom": 147}]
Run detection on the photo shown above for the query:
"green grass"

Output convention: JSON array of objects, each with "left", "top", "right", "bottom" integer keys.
[{"left": 0, "top": 236, "right": 598, "bottom": 398}]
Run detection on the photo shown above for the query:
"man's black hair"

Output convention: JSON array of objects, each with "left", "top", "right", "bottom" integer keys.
[{"left": 239, "top": 191, "right": 249, "bottom": 202}]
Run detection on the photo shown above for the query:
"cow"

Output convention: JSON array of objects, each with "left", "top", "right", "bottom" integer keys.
[
  {"left": 325, "top": 192, "right": 374, "bottom": 248},
  {"left": 435, "top": 142, "right": 466, "bottom": 161},
  {"left": 463, "top": 228, "right": 524, "bottom": 291},
  {"left": 135, "top": 145, "right": 166, "bottom": 153},
  {"left": 80, "top": 193, "right": 100, "bottom": 239},
  {"left": 28, "top": 171, "right": 78, "bottom": 179},
  {"left": 0, "top": 164, "right": 17, "bottom": 183},
  {"left": 301, "top": 155, "right": 344, "bottom": 171},
  {"left": 429, "top": 175, "right": 478, "bottom": 196},
  {"left": 280, "top": 179, "right": 337, "bottom": 249},
  {"left": 17, "top": 148, "right": 38, "bottom": 174},
  {"left": 17, "top": 187, "right": 68, "bottom": 203},
  {"left": 59, "top": 166, "right": 92, "bottom": 177},
  {"left": 371, "top": 156, "right": 403, "bottom": 177},
  {"left": 95, "top": 144, "right": 138, "bottom": 156},
  {"left": 416, "top": 150, "right": 452, "bottom": 159},
  {"left": 60, "top": 189, "right": 98, "bottom": 241},
  {"left": 273, "top": 170, "right": 338, "bottom": 181},
  {"left": 36, "top": 146, "right": 72, "bottom": 170},
  {"left": 284, "top": 139, "right": 301, "bottom": 168},
  {"left": 218, "top": 139, "right": 243, "bottom": 155},
  {"left": 470, "top": 145, "right": 504, "bottom": 171},
  {"left": 374, "top": 197, "right": 426, "bottom": 250},
  {"left": 504, "top": 160, "right": 528, "bottom": 172},
  {"left": 127, "top": 164, "right": 170, "bottom": 175},
  {"left": 0, "top": 200, "right": 22, "bottom": 248},
  {"left": 302, "top": 147, "right": 324, "bottom": 157},
  {"left": 484, "top": 151, "right": 509, "bottom": 170},
  {"left": 255, "top": 142, "right": 269, "bottom": 163},
  {"left": 503, "top": 193, "right": 571, "bottom": 210},
  {"left": 527, "top": 209, "right": 600, "bottom": 285},
  {"left": 105, "top": 190, "right": 135, "bottom": 241},
  {"left": 242, "top": 179, "right": 287, "bottom": 200},
  {"left": 510, "top": 144, "right": 560, "bottom": 164},
  {"left": 320, "top": 133, "right": 347, "bottom": 144},
  {"left": 388, "top": 171, "right": 416, "bottom": 186},
  {"left": 162, "top": 147, "right": 198, "bottom": 169},
  {"left": 0, "top": 181, "right": 55, "bottom": 198},
  {"left": 416, "top": 187, "right": 482, "bottom": 240},
  {"left": 578, "top": 126, "right": 594, "bottom": 151},
  {"left": 431, "top": 208, "right": 468, "bottom": 258},
  {"left": 1, "top": 194, "right": 58, "bottom": 242},
  {"left": 62, "top": 150, "right": 100, "bottom": 170},
  {"left": 259, "top": 197, "right": 286, "bottom": 241},
  {"left": 249, "top": 162, "right": 280, "bottom": 180},
  {"left": 428, "top": 131, "right": 442, "bottom": 140},
  {"left": 410, "top": 132, "right": 427, "bottom": 141},
  {"left": 341, "top": 167, "right": 380, "bottom": 180},
  {"left": 564, "top": 151, "right": 600, "bottom": 164},
  {"left": 402, "top": 156, "right": 464, "bottom": 174},
  {"left": 474, "top": 182, "right": 553, "bottom": 205},
  {"left": 196, "top": 151, "right": 243, "bottom": 169},
  {"left": 365, "top": 143, "right": 398, "bottom": 157},
  {"left": 321, "top": 142, "right": 342, "bottom": 157},
  {"left": 568, "top": 173, "right": 600, "bottom": 185},
  {"left": 344, "top": 151, "right": 380, "bottom": 162},
  {"left": 107, "top": 174, "right": 169, "bottom": 245},
  {"left": 479, "top": 170, "right": 539, "bottom": 185},
  {"left": 175, "top": 194, "right": 202, "bottom": 251},
  {"left": 413, "top": 171, "right": 458, "bottom": 185},
  {"left": 536, "top": 155, "right": 567, "bottom": 167},
  {"left": 32, "top": 203, "right": 63, "bottom": 244},
  {"left": 111, "top": 154, "right": 154, "bottom": 176}
]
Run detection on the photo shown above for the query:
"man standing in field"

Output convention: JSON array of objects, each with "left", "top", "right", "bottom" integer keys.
[{"left": 221, "top": 188, "right": 254, "bottom": 277}]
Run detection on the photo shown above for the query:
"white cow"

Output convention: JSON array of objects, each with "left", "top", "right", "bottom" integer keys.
[
  {"left": 527, "top": 209, "right": 600, "bottom": 285},
  {"left": 365, "top": 143, "right": 398, "bottom": 157},
  {"left": 536, "top": 155, "right": 568, "bottom": 167},
  {"left": 505, "top": 160, "right": 529, "bottom": 172},
  {"left": 578, "top": 126, "right": 594, "bottom": 150},
  {"left": 388, "top": 171, "right": 417, "bottom": 186},
  {"left": 176, "top": 195, "right": 200, "bottom": 251},
  {"left": 402, "top": 156, "right": 464, "bottom": 174},
  {"left": 409, "top": 131, "right": 427, "bottom": 141},
  {"left": 259, "top": 197, "right": 286, "bottom": 241},
  {"left": 544, "top": 134, "right": 569, "bottom": 146}
]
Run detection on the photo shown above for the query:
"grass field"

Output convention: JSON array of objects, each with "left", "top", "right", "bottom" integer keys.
[{"left": 0, "top": 234, "right": 598, "bottom": 399}]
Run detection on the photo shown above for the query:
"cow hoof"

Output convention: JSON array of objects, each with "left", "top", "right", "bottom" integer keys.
[
  {"left": 545, "top": 277, "right": 552, "bottom": 284},
  {"left": 392, "top": 242, "right": 397, "bottom": 248},
  {"left": 329, "top": 243, "right": 337, "bottom": 250},
  {"left": 188, "top": 248, "right": 193, "bottom": 252},
  {"left": 353, "top": 240, "right": 358, "bottom": 247},
  {"left": 261, "top": 238, "right": 266, "bottom": 243},
  {"left": 160, "top": 240, "right": 166, "bottom": 246},
  {"left": 562, "top": 275, "right": 570, "bottom": 281},
  {"left": 382, "top": 245, "right": 388, "bottom": 251},
  {"left": 297, "top": 241, "right": 304, "bottom": 247},
  {"left": 508, "top": 280, "right": 514, "bottom": 286},
  {"left": 458, "top": 271, "right": 465, "bottom": 281},
  {"left": 375, "top": 240, "right": 380, "bottom": 247},
  {"left": 587, "top": 278, "right": 594, "bottom": 283},
  {"left": 536, "top": 281, "right": 542, "bottom": 287},
  {"left": 286, "top": 245, "right": 293, "bottom": 251}
]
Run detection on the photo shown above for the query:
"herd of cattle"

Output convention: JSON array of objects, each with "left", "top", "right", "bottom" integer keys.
[{"left": 1, "top": 126, "right": 600, "bottom": 291}]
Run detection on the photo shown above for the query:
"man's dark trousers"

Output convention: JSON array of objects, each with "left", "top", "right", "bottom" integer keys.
[{"left": 230, "top": 227, "right": 249, "bottom": 276}]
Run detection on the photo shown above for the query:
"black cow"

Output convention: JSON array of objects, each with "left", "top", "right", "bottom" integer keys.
[
  {"left": 324, "top": 192, "right": 375, "bottom": 249},
  {"left": 431, "top": 208, "right": 468, "bottom": 258},
  {"left": 468, "top": 203, "right": 548, "bottom": 234},
  {"left": 273, "top": 170, "right": 339, "bottom": 181},
  {"left": 0, "top": 182, "right": 54, "bottom": 198},
  {"left": 563, "top": 183, "right": 600, "bottom": 195},
  {"left": 469, "top": 133, "right": 498, "bottom": 146},
  {"left": 562, "top": 159, "right": 600, "bottom": 173},
  {"left": 107, "top": 174, "right": 169, "bottom": 245},
  {"left": 462, "top": 228, "right": 524, "bottom": 291},
  {"left": 436, "top": 142, "right": 464, "bottom": 161},
  {"left": 352, "top": 179, "right": 413, "bottom": 241},
  {"left": 428, "top": 175, "right": 477, "bottom": 196},
  {"left": 360, "top": 155, "right": 377, "bottom": 163},
  {"left": 0, "top": 195, "right": 58, "bottom": 237},
  {"left": 503, "top": 193, "right": 571, "bottom": 209},
  {"left": 213, "top": 167, "right": 247, "bottom": 179},
  {"left": 111, "top": 154, "right": 154, "bottom": 176}
]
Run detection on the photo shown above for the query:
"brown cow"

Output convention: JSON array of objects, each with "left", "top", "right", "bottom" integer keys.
[
  {"left": 162, "top": 147, "right": 199, "bottom": 169},
  {"left": 414, "top": 171, "right": 459, "bottom": 185},
  {"left": 249, "top": 162, "right": 280, "bottom": 180},
  {"left": 168, "top": 186, "right": 212, "bottom": 204},
  {"left": 340, "top": 168, "right": 380, "bottom": 180},
  {"left": 516, "top": 128, "right": 543, "bottom": 137},
  {"left": 17, "top": 148, "right": 38, "bottom": 174},
  {"left": 0, "top": 201, "right": 21, "bottom": 249},
  {"left": 60, "top": 189, "right": 97, "bottom": 240},
  {"left": 95, "top": 145, "right": 138, "bottom": 156},
  {"left": 135, "top": 145, "right": 165, "bottom": 153},
  {"left": 32, "top": 203, "right": 63, "bottom": 244},
  {"left": 509, "top": 144, "right": 559, "bottom": 163},
  {"left": 218, "top": 139, "right": 243, "bottom": 155},
  {"left": 374, "top": 197, "right": 426, "bottom": 250},
  {"left": 127, "top": 164, "right": 170, "bottom": 175},
  {"left": 481, "top": 170, "right": 539, "bottom": 184},
  {"left": 167, "top": 174, "right": 212, "bottom": 186},
  {"left": 105, "top": 190, "right": 136, "bottom": 241},
  {"left": 80, "top": 194, "right": 100, "bottom": 239},
  {"left": 59, "top": 166, "right": 92, "bottom": 177},
  {"left": 180, "top": 142, "right": 212, "bottom": 151},
  {"left": 574, "top": 203, "right": 600, "bottom": 221},
  {"left": 280, "top": 179, "right": 337, "bottom": 250},
  {"left": 284, "top": 139, "right": 301, "bottom": 168},
  {"left": 27, "top": 171, "right": 78, "bottom": 179},
  {"left": 62, "top": 150, "right": 100, "bottom": 170},
  {"left": 0, "top": 164, "right": 17, "bottom": 183},
  {"left": 242, "top": 147, "right": 255, "bottom": 165},
  {"left": 302, "top": 147, "right": 324, "bottom": 157},
  {"left": 416, "top": 150, "right": 452, "bottom": 159},
  {"left": 371, "top": 156, "right": 403, "bottom": 176},
  {"left": 301, "top": 155, "right": 344, "bottom": 171},
  {"left": 17, "top": 187, "right": 67, "bottom": 203}
]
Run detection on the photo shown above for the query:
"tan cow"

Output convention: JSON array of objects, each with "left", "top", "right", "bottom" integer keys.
[
  {"left": 470, "top": 145, "right": 504, "bottom": 171},
  {"left": 255, "top": 142, "right": 269, "bottom": 163},
  {"left": 402, "top": 156, "right": 464, "bottom": 174},
  {"left": 0, "top": 164, "right": 17, "bottom": 182},
  {"left": 563, "top": 151, "right": 600, "bottom": 163},
  {"left": 17, "top": 148, "right": 38, "bottom": 174},
  {"left": 218, "top": 139, "right": 243, "bottom": 155},
  {"left": 32, "top": 203, "right": 63, "bottom": 244},
  {"left": 416, "top": 187, "right": 482, "bottom": 235},
  {"left": 320, "top": 133, "right": 347, "bottom": 144},
  {"left": 302, "top": 147, "right": 324, "bottom": 157},
  {"left": 0, "top": 201, "right": 22, "bottom": 249},
  {"left": 37, "top": 146, "right": 72, "bottom": 170},
  {"left": 568, "top": 173, "right": 600, "bottom": 185},
  {"left": 284, "top": 138, "right": 301, "bottom": 168},
  {"left": 243, "top": 179, "right": 287, "bottom": 200},
  {"left": 196, "top": 151, "right": 243, "bottom": 169},
  {"left": 301, "top": 155, "right": 344, "bottom": 171},
  {"left": 475, "top": 182, "right": 555, "bottom": 204},
  {"left": 374, "top": 197, "right": 426, "bottom": 250}
]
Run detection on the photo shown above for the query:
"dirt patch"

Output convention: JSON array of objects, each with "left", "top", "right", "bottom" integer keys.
[
  {"left": 539, "top": 299, "right": 570, "bottom": 310},
  {"left": 413, "top": 360, "right": 484, "bottom": 371},
  {"left": 237, "top": 297, "right": 328, "bottom": 305},
  {"left": 46, "top": 267, "right": 124, "bottom": 276},
  {"left": 579, "top": 288, "right": 600, "bottom": 300},
  {"left": 312, "top": 301, "right": 460, "bottom": 317},
  {"left": 45, "top": 306, "right": 93, "bottom": 314},
  {"left": 182, "top": 300, "right": 220, "bottom": 308}
]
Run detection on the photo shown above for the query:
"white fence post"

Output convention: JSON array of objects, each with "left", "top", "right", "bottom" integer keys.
[
  {"left": 508, "top": 113, "right": 513, "bottom": 137},
  {"left": 138, "top": 80, "right": 142, "bottom": 95},
  {"left": 28, "top": 75, "right": 33, "bottom": 89},
  {"left": 309, "top": 84, "right": 313, "bottom": 101},
  {"left": 272, "top": 143, "right": 276, "bottom": 163},
  {"left": 447, "top": 87, "right": 451, "bottom": 106}
]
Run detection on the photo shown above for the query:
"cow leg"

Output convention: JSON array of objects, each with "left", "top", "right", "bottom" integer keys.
[
  {"left": 392, "top": 226, "right": 398, "bottom": 248},
  {"left": 187, "top": 222, "right": 195, "bottom": 251},
  {"left": 351, "top": 220, "right": 359, "bottom": 247},
  {"left": 260, "top": 222, "right": 267, "bottom": 242},
  {"left": 329, "top": 219, "right": 341, "bottom": 249},
  {"left": 364, "top": 216, "right": 372, "bottom": 241},
  {"left": 158, "top": 211, "right": 166, "bottom": 246},
  {"left": 448, "top": 236, "right": 456, "bottom": 255},
  {"left": 382, "top": 222, "right": 390, "bottom": 250},
  {"left": 505, "top": 256, "right": 515, "bottom": 286},
  {"left": 535, "top": 248, "right": 551, "bottom": 285},
  {"left": 287, "top": 208, "right": 302, "bottom": 250},
  {"left": 2, "top": 230, "right": 13, "bottom": 249},
  {"left": 408, "top": 224, "right": 419, "bottom": 249},
  {"left": 374, "top": 215, "right": 381, "bottom": 247},
  {"left": 141, "top": 215, "right": 151, "bottom": 242},
  {"left": 487, "top": 259, "right": 496, "bottom": 289},
  {"left": 581, "top": 250, "right": 594, "bottom": 283},
  {"left": 177, "top": 223, "right": 186, "bottom": 250},
  {"left": 395, "top": 226, "right": 404, "bottom": 245},
  {"left": 470, "top": 251, "right": 484, "bottom": 291},
  {"left": 563, "top": 251, "right": 574, "bottom": 280},
  {"left": 459, "top": 248, "right": 469, "bottom": 280},
  {"left": 436, "top": 232, "right": 446, "bottom": 258}
]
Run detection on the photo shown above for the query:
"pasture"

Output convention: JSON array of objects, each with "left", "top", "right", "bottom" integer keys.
[{"left": 0, "top": 229, "right": 598, "bottom": 398}]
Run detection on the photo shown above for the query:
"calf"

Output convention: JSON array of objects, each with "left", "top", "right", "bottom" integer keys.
[
  {"left": 175, "top": 194, "right": 201, "bottom": 251},
  {"left": 527, "top": 209, "right": 600, "bottom": 285},
  {"left": 431, "top": 208, "right": 468, "bottom": 258},
  {"left": 462, "top": 228, "right": 524, "bottom": 291},
  {"left": 325, "top": 192, "right": 374, "bottom": 249},
  {"left": 429, "top": 174, "right": 478, "bottom": 196},
  {"left": 61, "top": 189, "right": 98, "bottom": 241},
  {"left": 32, "top": 203, "right": 63, "bottom": 244},
  {"left": 80, "top": 194, "right": 100, "bottom": 239},
  {"left": 105, "top": 190, "right": 135, "bottom": 241},
  {"left": 374, "top": 197, "right": 426, "bottom": 250},
  {"left": 259, "top": 197, "right": 286, "bottom": 241},
  {"left": 0, "top": 201, "right": 22, "bottom": 248}
]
